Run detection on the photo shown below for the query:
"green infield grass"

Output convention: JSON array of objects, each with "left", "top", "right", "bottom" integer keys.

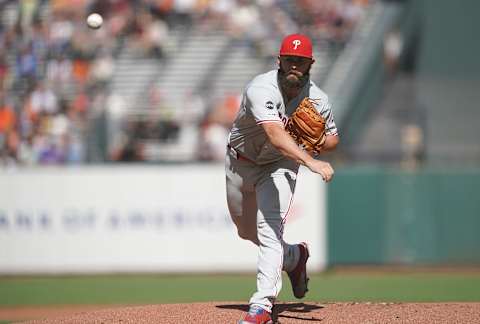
[{"left": 1, "top": 271, "right": 480, "bottom": 306}]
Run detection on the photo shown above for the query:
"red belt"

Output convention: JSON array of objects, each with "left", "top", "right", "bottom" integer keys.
[{"left": 227, "top": 144, "right": 255, "bottom": 163}]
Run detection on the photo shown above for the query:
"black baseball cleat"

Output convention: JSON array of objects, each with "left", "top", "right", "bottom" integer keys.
[{"left": 287, "top": 242, "right": 310, "bottom": 299}]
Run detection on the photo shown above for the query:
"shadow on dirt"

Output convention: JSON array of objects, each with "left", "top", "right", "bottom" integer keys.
[{"left": 216, "top": 302, "right": 324, "bottom": 322}]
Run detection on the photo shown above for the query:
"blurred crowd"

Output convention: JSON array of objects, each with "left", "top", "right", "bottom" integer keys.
[
  {"left": 0, "top": 0, "right": 371, "bottom": 166},
  {"left": 220, "top": 0, "right": 370, "bottom": 58}
]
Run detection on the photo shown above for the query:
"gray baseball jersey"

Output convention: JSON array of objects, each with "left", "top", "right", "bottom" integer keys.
[
  {"left": 225, "top": 69, "right": 338, "bottom": 312},
  {"left": 228, "top": 70, "right": 337, "bottom": 165}
]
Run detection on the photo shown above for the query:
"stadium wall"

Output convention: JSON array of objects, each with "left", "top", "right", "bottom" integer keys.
[
  {"left": 328, "top": 167, "right": 480, "bottom": 265},
  {"left": 0, "top": 165, "right": 326, "bottom": 274}
]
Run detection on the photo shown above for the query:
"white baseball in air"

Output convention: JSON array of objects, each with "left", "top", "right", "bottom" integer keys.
[{"left": 87, "top": 13, "right": 103, "bottom": 29}]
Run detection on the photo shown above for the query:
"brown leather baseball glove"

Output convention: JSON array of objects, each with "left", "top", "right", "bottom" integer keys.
[{"left": 286, "top": 98, "right": 326, "bottom": 154}]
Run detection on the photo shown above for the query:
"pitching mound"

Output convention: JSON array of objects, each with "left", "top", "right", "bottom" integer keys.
[{"left": 14, "top": 301, "right": 480, "bottom": 323}]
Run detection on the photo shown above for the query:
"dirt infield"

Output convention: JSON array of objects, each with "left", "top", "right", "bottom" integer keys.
[{"left": 5, "top": 301, "right": 479, "bottom": 323}]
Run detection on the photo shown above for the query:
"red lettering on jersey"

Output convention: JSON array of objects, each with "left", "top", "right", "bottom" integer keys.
[{"left": 278, "top": 112, "right": 289, "bottom": 126}]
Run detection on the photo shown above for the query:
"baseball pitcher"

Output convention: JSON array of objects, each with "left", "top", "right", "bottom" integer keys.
[{"left": 225, "top": 34, "right": 339, "bottom": 324}]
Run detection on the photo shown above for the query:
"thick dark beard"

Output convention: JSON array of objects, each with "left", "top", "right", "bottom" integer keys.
[{"left": 278, "top": 68, "right": 310, "bottom": 90}]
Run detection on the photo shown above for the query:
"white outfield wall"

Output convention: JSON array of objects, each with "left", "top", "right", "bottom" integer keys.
[{"left": 0, "top": 165, "right": 327, "bottom": 274}]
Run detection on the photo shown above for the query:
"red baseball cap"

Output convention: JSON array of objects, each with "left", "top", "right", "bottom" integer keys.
[{"left": 279, "top": 34, "right": 313, "bottom": 59}]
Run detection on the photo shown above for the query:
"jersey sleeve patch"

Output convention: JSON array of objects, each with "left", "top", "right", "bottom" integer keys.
[
  {"left": 265, "top": 101, "right": 275, "bottom": 110},
  {"left": 247, "top": 86, "right": 281, "bottom": 124}
]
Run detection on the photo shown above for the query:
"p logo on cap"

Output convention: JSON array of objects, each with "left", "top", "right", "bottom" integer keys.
[
  {"left": 292, "top": 39, "right": 301, "bottom": 50},
  {"left": 279, "top": 34, "right": 313, "bottom": 59}
]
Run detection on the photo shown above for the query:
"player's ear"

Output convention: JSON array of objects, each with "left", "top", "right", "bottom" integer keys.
[{"left": 277, "top": 55, "right": 281, "bottom": 66}]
